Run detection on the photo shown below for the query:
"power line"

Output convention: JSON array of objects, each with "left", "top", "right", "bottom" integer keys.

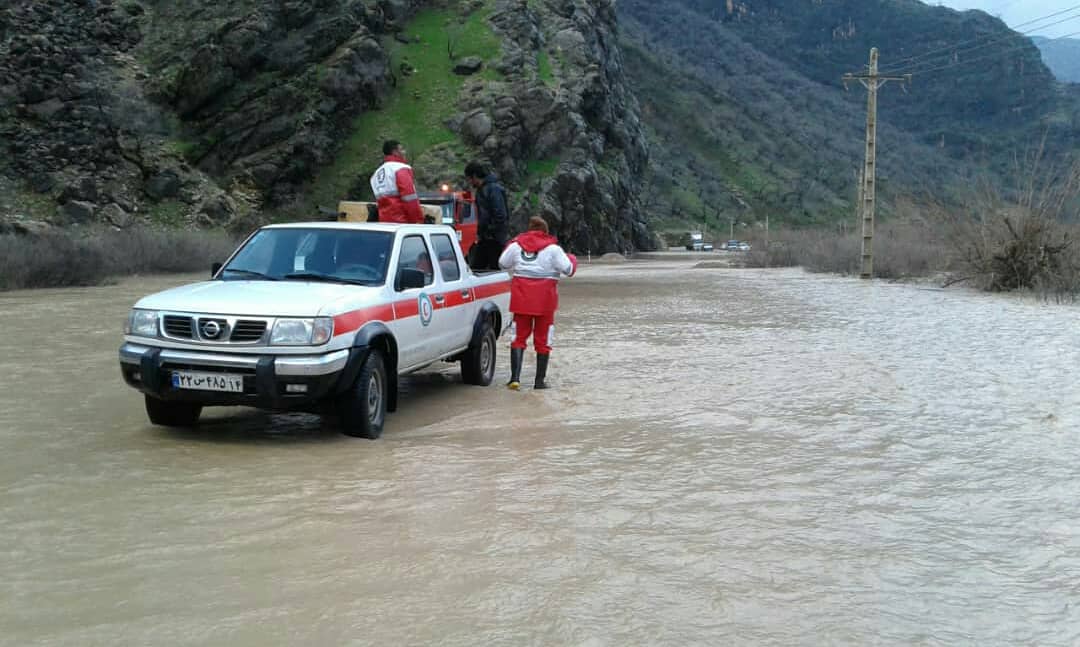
[
  {"left": 880, "top": 3, "right": 1080, "bottom": 72},
  {"left": 882, "top": 3, "right": 1080, "bottom": 70},
  {"left": 896, "top": 13, "right": 1080, "bottom": 76},
  {"left": 883, "top": 12, "right": 1080, "bottom": 74},
  {"left": 913, "top": 28, "right": 1080, "bottom": 77}
]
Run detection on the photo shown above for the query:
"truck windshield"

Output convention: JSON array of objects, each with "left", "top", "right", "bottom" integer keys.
[{"left": 221, "top": 228, "right": 394, "bottom": 285}]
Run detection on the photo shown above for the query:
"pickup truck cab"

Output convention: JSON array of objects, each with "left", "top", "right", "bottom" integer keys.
[{"left": 119, "top": 222, "right": 510, "bottom": 439}]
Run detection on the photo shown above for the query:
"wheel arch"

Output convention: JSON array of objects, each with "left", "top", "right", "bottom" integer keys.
[
  {"left": 472, "top": 302, "right": 503, "bottom": 345},
  {"left": 346, "top": 322, "right": 400, "bottom": 413}
]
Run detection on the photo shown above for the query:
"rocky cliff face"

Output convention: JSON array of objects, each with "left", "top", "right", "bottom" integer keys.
[
  {"left": 450, "top": 0, "right": 651, "bottom": 252},
  {"left": 0, "top": 0, "right": 408, "bottom": 230},
  {"left": 0, "top": 0, "right": 654, "bottom": 252}
]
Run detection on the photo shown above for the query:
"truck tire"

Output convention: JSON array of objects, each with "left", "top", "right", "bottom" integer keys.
[
  {"left": 339, "top": 350, "right": 387, "bottom": 439},
  {"left": 144, "top": 396, "right": 202, "bottom": 427},
  {"left": 461, "top": 322, "right": 496, "bottom": 386}
]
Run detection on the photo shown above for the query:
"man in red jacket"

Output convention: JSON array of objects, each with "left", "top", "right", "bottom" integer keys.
[
  {"left": 369, "top": 140, "right": 423, "bottom": 224},
  {"left": 498, "top": 216, "right": 578, "bottom": 390}
]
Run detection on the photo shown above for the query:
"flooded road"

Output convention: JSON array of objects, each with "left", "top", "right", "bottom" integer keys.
[{"left": 2, "top": 261, "right": 1079, "bottom": 645}]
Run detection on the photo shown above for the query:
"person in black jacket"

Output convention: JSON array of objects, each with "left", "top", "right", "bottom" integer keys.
[{"left": 464, "top": 161, "right": 509, "bottom": 270}]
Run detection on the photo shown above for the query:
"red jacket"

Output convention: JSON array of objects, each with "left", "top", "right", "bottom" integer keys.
[
  {"left": 369, "top": 154, "right": 423, "bottom": 223},
  {"left": 498, "top": 230, "right": 577, "bottom": 316}
]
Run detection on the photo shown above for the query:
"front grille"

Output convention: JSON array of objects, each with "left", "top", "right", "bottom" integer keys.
[
  {"left": 230, "top": 320, "right": 267, "bottom": 343},
  {"left": 163, "top": 315, "right": 193, "bottom": 338},
  {"left": 196, "top": 317, "right": 229, "bottom": 341},
  {"left": 161, "top": 313, "right": 270, "bottom": 345}
]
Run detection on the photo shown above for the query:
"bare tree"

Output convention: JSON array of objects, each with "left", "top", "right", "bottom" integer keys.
[{"left": 948, "top": 138, "right": 1080, "bottom": 296}]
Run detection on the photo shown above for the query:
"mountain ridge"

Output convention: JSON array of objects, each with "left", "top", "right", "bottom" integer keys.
[
  {"left": 2, "top": 0, "right": 1076, "bottom": 251},
  {"left": 1033, "top": 35, "right": 1080, "bottom": 84},
  {"left": 619, "top": 0, "right": 1080, "bottom": 235}
]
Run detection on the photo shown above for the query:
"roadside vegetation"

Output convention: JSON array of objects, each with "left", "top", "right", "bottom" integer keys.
[
  {"left": 944, "top": 152, "right": 1080, "bottom": 298},
  {"left": 739, "top": 150, "right": 1080, "bottom": 299},
  {"left": 739, "top": 221, "right": 953, "bottom": 281},
  {"left": 742, "top": 215, "right": 1080, "bottom": 299},
  {"left": 0, "top": 228, "right": 239, "bottom": 291}
]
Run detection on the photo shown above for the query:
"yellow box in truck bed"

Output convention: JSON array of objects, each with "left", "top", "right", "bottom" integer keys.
[{"left": 337, "top": 201, "right": 442, "bottom": 223}]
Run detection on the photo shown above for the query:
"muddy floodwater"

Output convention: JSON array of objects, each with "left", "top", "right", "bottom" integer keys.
[{"left": 1, "top": 261, "right": 1079, "bottom": 645}]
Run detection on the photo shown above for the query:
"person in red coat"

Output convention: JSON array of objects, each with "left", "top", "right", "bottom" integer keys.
[
  {"left": 498, "top": 216, "right": 578, "bottom": 390},
  {"left": 369, "top": 140, "right": 423, "bottom": 224}
]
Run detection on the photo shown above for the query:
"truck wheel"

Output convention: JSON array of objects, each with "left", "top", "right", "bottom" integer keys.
[
  {"left": 461, "top": 322, "right": 496, "bottom": 386},
  {"left": 339, "top": 350, "right": 387, "bottom": 439},
  {"left": 144, "top": 396, "right": 202, "bottom": 427}
]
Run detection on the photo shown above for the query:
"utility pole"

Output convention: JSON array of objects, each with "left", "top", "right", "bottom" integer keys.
[
  {"left": 855, "top": 167, "right": 864, "bottom": 237},
  {"left": 843, "top": 49, "right": 910, "bottom": 279}
]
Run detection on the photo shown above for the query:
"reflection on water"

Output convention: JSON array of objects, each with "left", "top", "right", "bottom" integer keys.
[{"left": 1, "top": 264, "right": 1078, "bottom": 645}]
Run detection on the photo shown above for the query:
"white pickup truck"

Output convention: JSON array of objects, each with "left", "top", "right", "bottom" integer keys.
[{"left": 119, "top": 222, "right": 511, "bottom": 438}]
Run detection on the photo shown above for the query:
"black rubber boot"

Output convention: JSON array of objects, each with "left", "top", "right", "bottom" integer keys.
[
  {"left": 507, "top": 348, "right": 523, "bottom": 390},
  {"left": 534, "top": 353, "right": 550, "bottom": 390}
]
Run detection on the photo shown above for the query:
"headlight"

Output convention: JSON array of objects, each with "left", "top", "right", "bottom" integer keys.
[
  {"left": 126, "top": 309, "right": 159, "bottom": 337},
  {"left": 270, "top": 317, "right": 334, "bottom": 345}
]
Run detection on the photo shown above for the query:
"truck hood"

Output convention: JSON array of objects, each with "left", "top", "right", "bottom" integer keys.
[{"left": 134, "top": 280, "right": 378, "bottom": 317}]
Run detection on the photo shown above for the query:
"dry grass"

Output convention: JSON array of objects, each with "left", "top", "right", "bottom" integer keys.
[
  {"left": 0, "top": 228, "right": 240, "bottom": 291},
  {"left": 943, "top": 147, "right": 1080, "bottom": 298},
  {"left": 739, "top": 221, "right": 954, "bottom": 280},
  {"left": 741, "top": 144, "right": 1080, "bottom": 299}
]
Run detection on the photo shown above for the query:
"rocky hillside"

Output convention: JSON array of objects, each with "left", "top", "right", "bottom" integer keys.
[
  {"left": 4, "top": 0, "right": 1077, "bottom": 251},
  {"left": 0, "top": 0, "right": 653, "bottom": 252},
  {"left": 703, "top": 0, "right": 1074, "bottom": 162},
  {"left": 617, "top": 0, "right": 1080, "bottom": 235}
]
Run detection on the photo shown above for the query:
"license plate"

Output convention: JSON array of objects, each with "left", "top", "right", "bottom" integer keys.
[{"left": 171, "top": 371, "right": 244, "bottom": 393}]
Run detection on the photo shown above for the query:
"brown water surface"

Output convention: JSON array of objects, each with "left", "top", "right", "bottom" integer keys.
[{"left": 1, "top": 262, "right": 1078, "bottom": 645}]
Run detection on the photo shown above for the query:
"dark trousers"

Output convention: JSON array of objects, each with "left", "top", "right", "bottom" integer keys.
[{"left": 470, "top": 238, "right": 504, "bottom": 271}]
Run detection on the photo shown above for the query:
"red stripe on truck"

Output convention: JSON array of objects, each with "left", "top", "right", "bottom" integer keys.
[
  {"left": 331, "top": 280, "right": 510, "bottom": 338},
  {"left": 435, "top": 289, "right": 470, "bottom": 309},
  {"left": 333, "top": 304, "right": 396, "bottom": 336},
  {"left": 393, "top": 298, "right": 419, "bottom": 318},
  {"left": 472, "top": 281, "right": 511, "bottom": 299}
]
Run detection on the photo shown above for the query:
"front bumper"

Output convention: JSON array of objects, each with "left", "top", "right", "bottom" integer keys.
[{"left": 119, "top": 343, "right": 357, "bottom": 409}]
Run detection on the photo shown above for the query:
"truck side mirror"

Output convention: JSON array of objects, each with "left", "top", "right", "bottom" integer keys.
[
  {"left": 211, "top": 262, "right": 223, "bottom": 277},
  {"left": 396, "top": 268, "right": 425, "bottom": 291}
]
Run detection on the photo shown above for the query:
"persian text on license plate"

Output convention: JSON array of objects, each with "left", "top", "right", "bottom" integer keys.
[{"left": 171, "top": 371, "right": 244, "bottom": 393}]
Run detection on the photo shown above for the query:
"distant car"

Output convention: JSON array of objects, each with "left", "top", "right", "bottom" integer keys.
[
  {"left": 724, "top": 240, "right": 740, "bottom": 251},
  {"left": 702, "top": 243, "right": 714, "bottom": 252},
  {"left": 685, "top": 232, "right": 704, "bottom": 251},
  {"left": 738, "top": 242, "right": 751, "bottom": 252}
]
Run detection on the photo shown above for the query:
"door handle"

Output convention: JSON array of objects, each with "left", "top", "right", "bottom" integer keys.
[
  {"left": 460, "top": 290, "right": 471, "bottom": 299},
  {"left": 434, "top": 294, "right": 445, "bottom": 304}
]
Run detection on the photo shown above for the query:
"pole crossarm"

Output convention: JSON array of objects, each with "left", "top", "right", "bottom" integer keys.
[
  {"left": 842, "top": 73, "right": 912, "bottom": 83},
  {"left": 843, "top": 73, "right": 911, "bottom": 91}
]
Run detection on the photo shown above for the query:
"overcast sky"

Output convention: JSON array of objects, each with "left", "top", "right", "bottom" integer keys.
[{"left": 932, "top": 1, "right": 1080, "bottom": 37}]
